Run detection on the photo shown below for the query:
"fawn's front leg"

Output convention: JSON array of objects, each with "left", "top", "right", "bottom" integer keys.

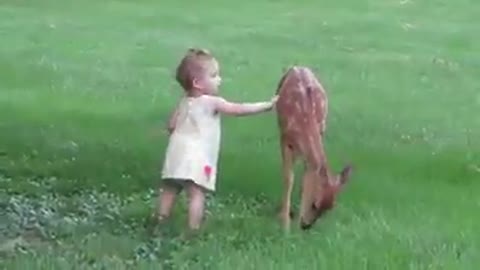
[{"left": 279, "top": 140, "right": 295, "bottom": 232}]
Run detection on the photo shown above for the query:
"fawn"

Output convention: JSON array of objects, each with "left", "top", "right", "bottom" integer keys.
[{"left": 275, "top": 66, "right": 353, "bottom": 231}]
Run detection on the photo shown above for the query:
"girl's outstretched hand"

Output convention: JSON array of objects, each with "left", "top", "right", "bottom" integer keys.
[{"left": 269, "top": 95, "right": 279, "bottom": 110}]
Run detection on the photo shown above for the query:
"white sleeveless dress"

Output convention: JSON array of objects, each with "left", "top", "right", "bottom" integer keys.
[{"left": 161, "top": 95, "right": 221, "bottom": 192}]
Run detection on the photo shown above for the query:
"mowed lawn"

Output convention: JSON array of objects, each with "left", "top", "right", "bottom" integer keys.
[{"left": 1, "top": 0, "right": 479, "bottom": 269}]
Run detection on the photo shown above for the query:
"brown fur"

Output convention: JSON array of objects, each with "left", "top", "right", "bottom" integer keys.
[{"left": 275, "top": 66, "right": 353, "bottom": 231}]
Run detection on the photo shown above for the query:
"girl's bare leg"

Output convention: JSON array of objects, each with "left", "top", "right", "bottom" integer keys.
[
  {"left": 157, "top": 188, "right": 178, "bottom": 221},
  {"left": 154, "top": 180, "right": 181, "bottom": 222},
  {"left": 146, "top": 181, "right": 181, "bottom": 235},
  {"left": 186, "top": 182, "right": 206, "bottom": 231}
]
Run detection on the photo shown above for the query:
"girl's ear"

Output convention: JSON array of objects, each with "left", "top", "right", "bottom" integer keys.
[{"left": 192, "top": 78, "right": 203, "bottom": 90}]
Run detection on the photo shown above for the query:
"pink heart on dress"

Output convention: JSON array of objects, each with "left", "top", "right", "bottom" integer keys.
[{"left": 204, "top": 165, "right": 212, "bottom": 178}]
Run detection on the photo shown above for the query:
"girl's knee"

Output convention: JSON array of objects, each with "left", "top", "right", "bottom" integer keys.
[{"left": 185, "top": 182, "right": 206, "bottom": 200}]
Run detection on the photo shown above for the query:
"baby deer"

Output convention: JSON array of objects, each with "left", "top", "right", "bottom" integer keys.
[{"left": 275, "top": 66, "right": 353, "bottom": 231}]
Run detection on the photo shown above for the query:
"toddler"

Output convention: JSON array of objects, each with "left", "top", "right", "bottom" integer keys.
[{"left": 152, "top": 48, "right": 278, "bottom": 233}]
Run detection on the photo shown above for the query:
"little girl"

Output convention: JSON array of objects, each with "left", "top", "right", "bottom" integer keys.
[{"left": 151, "top": 48, "right": 278, "bottom": 233}]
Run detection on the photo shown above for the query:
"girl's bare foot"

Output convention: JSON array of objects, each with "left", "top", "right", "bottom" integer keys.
[
  {"left": 179, "top": 228, "right": 202, "bottom": 242},
  {"left": 144, "top": 213, "right": 168, "bottom": 237}
]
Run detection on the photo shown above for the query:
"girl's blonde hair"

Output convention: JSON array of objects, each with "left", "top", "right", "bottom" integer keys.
[{"left": 175, "top": 48, "right": 216, "bottom": 91}]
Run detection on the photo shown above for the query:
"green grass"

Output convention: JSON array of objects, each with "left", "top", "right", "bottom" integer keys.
[{"left": 1, "top": 0, "right": 480, "bottom": 268}]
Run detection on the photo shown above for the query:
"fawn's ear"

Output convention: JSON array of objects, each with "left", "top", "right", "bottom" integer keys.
[{"left": 339, "top": 164, "right": 353, "bottom": 185}]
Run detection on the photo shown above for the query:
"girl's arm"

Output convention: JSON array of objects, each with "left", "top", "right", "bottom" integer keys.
[
  {"left": 167, "top": 109, "right": 179, "bottom": 134},
  {"left": 166, "top": 98, "right": 183, "bottom": 134},
  {"left": 212, "top": 95, "right": 278, "bottom": 116}
]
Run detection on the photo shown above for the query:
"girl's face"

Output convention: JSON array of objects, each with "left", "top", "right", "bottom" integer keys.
[{"left": 194, "top": 59, "right": 222, "bottom": 95}]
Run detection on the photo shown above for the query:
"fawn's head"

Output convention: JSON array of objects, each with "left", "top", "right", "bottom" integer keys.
[{"left": 300, "top": 165, "right": 353, "bottom": 230}]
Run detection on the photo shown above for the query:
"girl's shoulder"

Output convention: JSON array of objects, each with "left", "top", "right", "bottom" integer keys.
[{"left": 187, "top": 94, "right": 223, "bottom": 108}]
